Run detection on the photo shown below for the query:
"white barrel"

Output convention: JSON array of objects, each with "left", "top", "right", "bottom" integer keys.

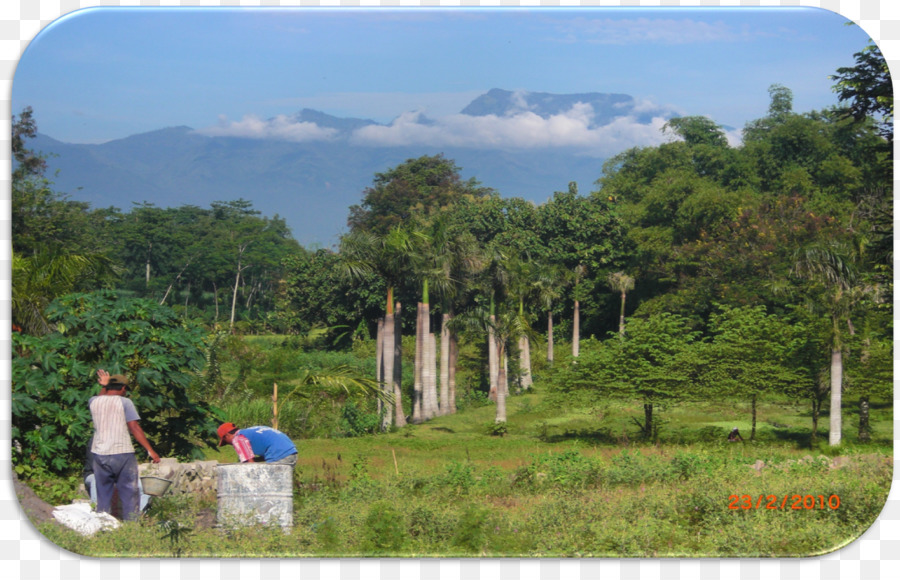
[{"left": 216, "top": 463, "right": 293, "bottom": 529}]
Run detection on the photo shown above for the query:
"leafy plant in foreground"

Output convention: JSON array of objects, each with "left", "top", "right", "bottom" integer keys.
[{"left": 12, "top": 290, "right": 215, "bottom": 472}]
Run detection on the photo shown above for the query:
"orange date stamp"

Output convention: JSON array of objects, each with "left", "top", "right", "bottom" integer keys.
[{"left": 728, "top": 494, "right": 841, "bottom": 510}]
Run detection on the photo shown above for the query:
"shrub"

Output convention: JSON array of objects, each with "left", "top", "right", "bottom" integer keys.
[
  {"left": 12, "top": 290, "right": 214, "bottom": 472},
  {"left": 313, "top": 516, "right": 341, "bottom": 552},
  {"left": 362, "top": 502, "right": 406, "bottom": 554},
  {"left": 451, "top": 504, "right": 490, "bottom": 554},
  {"left": 408, "top": 505, "right": 456, "bottom": 544},
  {"left": 486, "top": 421, "right": 508, "bottom": 437},
  {"left": 605, "top": 450, "right": 671, "bottom": 486},
  {"left": 340, "top": 401, "right": 380, "bottom": 437},
  {"left": 515, "top": 449, "right": 600, "bottom": 490},
  {"left": 13, "top": 464, "right": 82, "bottom": 505},
  {"left": 441, "top": 461, "right": 476, "bottom": 496}
]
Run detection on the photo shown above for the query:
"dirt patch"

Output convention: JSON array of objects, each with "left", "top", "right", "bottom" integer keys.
[{"left": 11, "top": 470, "right": 59, "bottom": 528}]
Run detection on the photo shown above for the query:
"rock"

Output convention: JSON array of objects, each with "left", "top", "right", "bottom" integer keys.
[{"left": 138, "top": 459, "right": 220, "bottom": 496}]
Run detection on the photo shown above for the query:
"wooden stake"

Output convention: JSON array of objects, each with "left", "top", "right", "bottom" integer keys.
[
  {"left": 273, "top": 382, "right": 279, "bottom": 431},
  {"left": 392, "top": 448, "right": 399, "bottom": 475}
]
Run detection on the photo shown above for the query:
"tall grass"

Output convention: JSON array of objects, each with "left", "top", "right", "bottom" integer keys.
[{"left": 40, "top": 437, "right": 890, "bottom": 558}]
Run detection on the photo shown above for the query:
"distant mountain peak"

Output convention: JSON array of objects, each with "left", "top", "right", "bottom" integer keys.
[
  {"left": 461, "top": 88, "right": 666, "bottom": 127},
  {"left": 290, "top": 109, "right": 379, "bottom": 132}
]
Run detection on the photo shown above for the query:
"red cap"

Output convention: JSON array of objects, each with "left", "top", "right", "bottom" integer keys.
[{"left": 217, "top": 422, "right": 237, "bottom": 446}]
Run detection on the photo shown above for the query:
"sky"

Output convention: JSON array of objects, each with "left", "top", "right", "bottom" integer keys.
[{"left": 12, "top": 6, "right": 877, "bottom": 152}]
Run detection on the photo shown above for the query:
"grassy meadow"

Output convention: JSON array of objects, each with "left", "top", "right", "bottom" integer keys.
[{"left": 36, "top": 388, "right": 892, "bottom": 559}]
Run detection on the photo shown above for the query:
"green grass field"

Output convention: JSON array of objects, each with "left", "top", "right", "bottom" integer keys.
[{"left": 36, "top": 390, "right": 892, "bottom": 558}]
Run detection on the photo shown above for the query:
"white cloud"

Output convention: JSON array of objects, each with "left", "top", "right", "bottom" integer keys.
[
  {"left": 195, "top": 114, "right": 338, "bottom": 142},
  {"left": 724, "top": 128, "right": 744, "bottom": 147},
  {"left": 194, "top": 101, "right": 678, "bottom": 156},
  {"left": 350, "top": 103, "right": 672, "bottom": 156}
]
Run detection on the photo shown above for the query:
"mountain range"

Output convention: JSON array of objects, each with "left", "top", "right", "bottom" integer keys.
[{"left": 30, "top": 89, "right": 679, "bottom": 247}]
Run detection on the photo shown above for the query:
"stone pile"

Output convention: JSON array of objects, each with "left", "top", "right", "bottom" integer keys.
[{"left": 138, "top": 458, "right": 220, "bottom": 496}]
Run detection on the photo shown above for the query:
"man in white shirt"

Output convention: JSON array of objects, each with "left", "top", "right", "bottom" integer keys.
[{"left": 89, "top": 370, "right": 160, "bottom": 521}]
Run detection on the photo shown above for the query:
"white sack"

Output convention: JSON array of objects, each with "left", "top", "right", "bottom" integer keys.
[{"left": 52, "top": 503, "right": 120, "bottom": 536}]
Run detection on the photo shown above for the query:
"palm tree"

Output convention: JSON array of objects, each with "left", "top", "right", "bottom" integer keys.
[
  {"left": 410, "top": 217, "right": 477, "bottom": 422},
  {"left": 479, "top": 245, "right": 511, "bottom": 400},
  {"left": 790, "top": 240, "right": 864, "bottom": 446},
  {"left": 340, "top": 226, "right": 420, "bottom": 429},
  {"left": 571, "top": 264, "right": 586, "bottom": 359},
  {"left": 451, "top": 302, "right": 527, "bottom": 424},
  {"left": 436, "top": 227, "right": 482, "bottom": 416},
  {"left": 506, "top": 255, "right": 541, "bottom": 390},
  {"left": 531, "top": 262, "right": 564, "bottom": 366},
  {"left": 607, "top": 271, "right": 635, "bottom": 336},
  {"left": 271, "top": 365, "right": 389, "bottom": 431}
]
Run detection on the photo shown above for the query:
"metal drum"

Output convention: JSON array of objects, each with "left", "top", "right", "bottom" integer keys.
[{"left": 216, "top": 463, "right": 293, "bottom": 529}]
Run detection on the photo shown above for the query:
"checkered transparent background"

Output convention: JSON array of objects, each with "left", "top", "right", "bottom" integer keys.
[{"left": 1, "top": 1, "right": 898, "bottom": 578}]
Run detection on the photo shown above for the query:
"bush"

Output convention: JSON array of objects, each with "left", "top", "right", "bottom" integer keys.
[
  {"left": 340, "top": 401, "right": 380, "bottom": 437},
  {"left": 515, "top": 449, "right": 600, "bottom": 490},
  {"left": 362, "top": 502, "right": 406, "bottom": 553},
  {"left": 14, "top": 464, "right": 82, "bottom": 505},
  {"left": 451, "top": 504, "right": 490, "bottom": 554},
  {"left": 604, "top": 450, "right": 672, "bottom": 486},
  {"left": 441, "top": 461, "right": 477, "bottom": 496},
  {"left": 12, "top": 290, "right": 215, "bottom": 472}
]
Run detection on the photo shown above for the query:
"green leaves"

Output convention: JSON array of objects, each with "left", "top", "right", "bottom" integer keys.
[{"left": 13, "top": 290, "right": 215, "bottom": 473}]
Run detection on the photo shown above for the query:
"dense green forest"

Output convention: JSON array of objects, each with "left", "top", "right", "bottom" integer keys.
[{"left": 11, "top": 42, "right": 892, "bottom": 479}]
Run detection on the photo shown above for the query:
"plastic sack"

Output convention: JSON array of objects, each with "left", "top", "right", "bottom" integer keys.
[{"left": 52, "top": 502, "right": 121, "bottom": 536}]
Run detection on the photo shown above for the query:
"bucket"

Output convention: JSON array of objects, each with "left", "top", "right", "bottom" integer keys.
[
  {"left": 216, "top": 463, "right": 293, "bottom": 529},
  {"left": 140, "top": 475, "right": 173, "bottom": 497}
]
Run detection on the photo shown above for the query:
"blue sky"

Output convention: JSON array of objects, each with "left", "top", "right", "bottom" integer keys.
[{"left": 12, "top": 6, "right": 875, "bottom": 149}]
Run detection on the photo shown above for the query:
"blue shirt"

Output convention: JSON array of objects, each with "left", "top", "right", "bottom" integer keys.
[{"left": 237, "top": 426, "right": 297, "bottom": 462}]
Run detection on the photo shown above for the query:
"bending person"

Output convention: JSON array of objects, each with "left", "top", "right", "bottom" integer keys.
[{"left": 217, "top": 422, "right": 298, "bottom": 466}]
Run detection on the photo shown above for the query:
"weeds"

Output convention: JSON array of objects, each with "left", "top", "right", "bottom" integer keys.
[
  {"left": 24, "top": 391, "right": 891, "bottom": 558},
  {"left": 158, "top": 520, "right": 194, "bottom": 558},
  {"left": 362, "top": 502, "right": 406, "bottom": 554}
]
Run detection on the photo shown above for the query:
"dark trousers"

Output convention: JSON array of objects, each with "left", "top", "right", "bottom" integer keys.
[{"left": 93, "top": 453, "right": 140, "bottom": 521}]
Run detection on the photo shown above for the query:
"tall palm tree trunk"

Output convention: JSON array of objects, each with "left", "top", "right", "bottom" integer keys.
[
  {"left": 829, "top": 347, "right": 842, "bottom": 446},
  {"left": 488, "top": 315, "right": 499, "bottom": 402},
  {"left": 424, "top": 331, "right": 438, "bottom": 420},
  {"left": 376, "top": 318, "right": 384, "bottom": 420},
  {"left": 393, "top": 301, "right": 406, "bottom": 428},
  {"left": 412, "top": 302, "right": 425, "bottom": 423},
  {"left": 439, "top": 313, "right": 451, "bottom": 415},
  {"left": 381, "top": 309, "right": 395, "bottom": 431},
  {"left": 572, "top": 299, "right": 580, "bottom": 358},
  {"left": 518, "top": 335, "right": 532, "bottom": 390},
  {"left": 502, "top": 353, "right": 509, "bottom": 397},
  {"left": 496, "top": 344, "right": 508, "bottom": 423}
]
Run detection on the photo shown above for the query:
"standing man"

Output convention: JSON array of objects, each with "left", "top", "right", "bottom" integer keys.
[
  {"left": 89, "top": 370, "right": 160, "bottom": 521},
  {"left": 217, "top": 422, "right": 298, "bottom": 466}
]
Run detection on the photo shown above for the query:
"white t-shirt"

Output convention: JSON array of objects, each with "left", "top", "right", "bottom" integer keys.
[{"left": 89, "top": 396, "right": 140, "bottom": 455}]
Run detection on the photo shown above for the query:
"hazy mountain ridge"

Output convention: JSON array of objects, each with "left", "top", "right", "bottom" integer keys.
[{"left": 28, "top": 89, "right": 677, "bottom": 246}]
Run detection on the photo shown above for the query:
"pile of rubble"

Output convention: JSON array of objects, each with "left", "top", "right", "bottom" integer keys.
[{"left": 138, "top": 458, "right": 220, "bottom": 496}]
